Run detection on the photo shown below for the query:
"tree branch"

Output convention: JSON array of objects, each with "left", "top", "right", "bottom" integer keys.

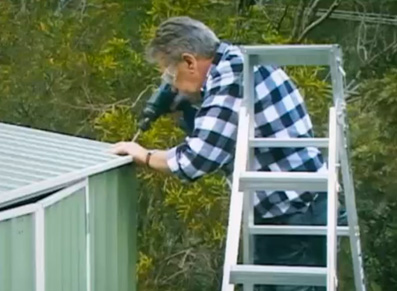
[
  {"left": 276, "top": 4, "right": 290, "bottom": 32},
  {"left": 80, "top": 0, "right": 87, "bottom": 19},
  {"left": 291, "top": 0, "right": 306, "bottom": 39},
  {"left": 20, "top": 0, "right": 26, "bottom": 14},
  {"left": 301, "top": 0, "right": 320, "bottom": 32},
  {"left": 356, "top": 20, "right": 368, "bottom": 63},
  {"left": 354, "top": 1, "right": 370, "bottom": 63},
  {"left": 346, "top": 40, "right": 397, "bottom": 102},
  {"left": 238, "top": 0, "right": 255, "bottom": 14},
  {"left": 131, "top": 84, "right": 156, "bottom": 110},
  {"left": 55, "top": 0, "right": 73, "bottom": 15},
  {"left": 297, "top": 0, "right": 340, "bottom": 43},
  {"left": 365, "top": 39, "right": 397, "bottom": 67},
  {"left": 347, "top": 1, "right": 397, "bottom": 99}
]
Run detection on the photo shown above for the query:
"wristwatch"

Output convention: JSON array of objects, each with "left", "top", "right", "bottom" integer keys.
[{"left": 145, "top": 150, "right": 157, "bottom": 167}]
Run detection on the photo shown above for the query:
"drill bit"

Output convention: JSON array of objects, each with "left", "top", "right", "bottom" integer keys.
[{"left": 132, "top": 130, "right": 141, "bottom": 142}]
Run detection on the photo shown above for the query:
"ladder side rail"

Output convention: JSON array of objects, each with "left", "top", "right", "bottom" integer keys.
[
  {"left": 221, "top": 107, "right": 250, "bottom": 291},
  {"left": 326, "top": 107, "right": 339, "bottom": 291},
  {"left": 328, "top": 47, "right": 344, "bottom": 291},
  {"left": 242, "top": 50, "right": 257, "bottom": 291},
  {"left": 330, "top": 48, "right": 367, "bottom": 291},
  {"left": 329, "top": 45, "right": 344, "bottom": 109},
  {"left": 222, "top": 52, "right": 255, "bottom": 291}
]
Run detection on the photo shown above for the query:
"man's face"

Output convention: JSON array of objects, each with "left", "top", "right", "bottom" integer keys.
[{"left": 159, "top": 53, "right": 209, "bottom": 101}]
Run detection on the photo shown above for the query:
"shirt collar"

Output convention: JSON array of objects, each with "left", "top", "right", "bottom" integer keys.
[
  {"left": 201, "top": 42, "right": 230, "bottom": 98},
  {"left": 205, "top": 41, "right": 229, "bottom": 79}
]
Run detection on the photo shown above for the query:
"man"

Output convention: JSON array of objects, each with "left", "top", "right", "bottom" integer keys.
[{"left": 111, "top": 16, "right": 328, "bottom": 291}]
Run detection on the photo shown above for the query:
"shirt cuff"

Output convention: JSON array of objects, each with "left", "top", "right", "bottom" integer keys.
[
  {"left": 166, "top": 146, "right": 180, "bottom": 175},
  {"left": 167, "top": 145, "right": 199, "bottom": 182}
]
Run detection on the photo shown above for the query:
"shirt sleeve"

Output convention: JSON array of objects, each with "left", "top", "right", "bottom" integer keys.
[{"left": 166, "top": 100, "right": 239, "bottom": 182}]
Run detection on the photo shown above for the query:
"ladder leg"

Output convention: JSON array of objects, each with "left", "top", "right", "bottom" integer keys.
[
  {"left": 339, "top": 128, "right": 366, "bottom": 291},
  {"left": 331, "top": 46, "right": 367, "bottom": 291},
  {"left": 326, "top": 108, "right": 338, "bottom": 291}
]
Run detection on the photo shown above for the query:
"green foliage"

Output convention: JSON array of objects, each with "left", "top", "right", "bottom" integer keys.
[
  {"left": 348, "top": 70, "right": 397, "bottom": 290},
  {"left": 0, "top": 0, "right": 154, "bottom": 135}
]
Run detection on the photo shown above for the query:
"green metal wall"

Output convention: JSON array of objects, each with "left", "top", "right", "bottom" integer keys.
[
  {"left": 0, "top": 164, "right": 137, "bottom": 291},
  {"left": 45, "top": 188, "right": 87, "bottom": 291},
  {"left": 0, "top": 214, "right": 35, "bottom": 291},
  {"left": 89, "top": 165, "right": 138, "bottom": 291}
]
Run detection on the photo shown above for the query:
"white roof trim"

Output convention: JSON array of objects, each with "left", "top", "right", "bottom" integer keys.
[
  {"left": 38, "top": 180, "right": 87, "bottom": 208},
  {"left": 0, "top": 204, "right": 38, "bottom": 221}
]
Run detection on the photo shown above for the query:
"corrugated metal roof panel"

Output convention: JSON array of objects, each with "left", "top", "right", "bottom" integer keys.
[{"left": 0, "top": 122, "right": 132, "bottom": 207}]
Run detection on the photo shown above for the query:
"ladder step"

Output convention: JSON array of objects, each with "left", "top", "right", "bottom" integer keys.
[
  {"left": 239, "top": 172, "right": 328, "bottom": 192},
  {"left": 249, "top": 225, "right": 349, "bottom": 236},
  {"left": 249, "top": 138, "right": 329, "bottom": 148},
  {"left": 230, "top": 265, "right": 326, "bottom": 286}
]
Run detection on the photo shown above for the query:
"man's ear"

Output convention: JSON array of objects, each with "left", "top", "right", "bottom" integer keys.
[{"left": 181, "top": 53, "right": 197, "bottom": 72}]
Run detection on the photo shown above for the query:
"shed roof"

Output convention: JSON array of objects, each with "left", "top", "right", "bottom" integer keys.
[{"left": 0, "top": 122, "right": 132, "bottom": 207}]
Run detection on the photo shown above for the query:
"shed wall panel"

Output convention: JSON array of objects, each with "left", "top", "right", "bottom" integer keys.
[
  {"left": 89, "top": 165, "right": 137, "bottom": 291},
  {"left": 44, "top": 188, "right": 87, "bottom": 291},
  {"left": 0, "top": 214, "right": 35, "bottom": 291}
]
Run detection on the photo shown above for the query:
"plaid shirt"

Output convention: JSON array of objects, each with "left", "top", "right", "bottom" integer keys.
[{"left": 167, "top": 42, "right": 326, "bottom": 218}]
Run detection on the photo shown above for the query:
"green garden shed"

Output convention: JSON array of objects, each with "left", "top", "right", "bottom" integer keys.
[{"left": 0, "top": 122, "right": 137, "bottom": 291}]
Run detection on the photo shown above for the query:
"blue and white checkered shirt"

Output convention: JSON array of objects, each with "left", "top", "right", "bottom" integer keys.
[{"left": 167, "top": 42, "right": 326, "bottom": 218}]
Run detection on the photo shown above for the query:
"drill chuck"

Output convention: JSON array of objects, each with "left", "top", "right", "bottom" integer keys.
[
  {"left": 137, "top": 81, "right": 198, "bottom": 135},
  {"left": 138, "top": 82, "right": 177, "bottom": 131}
]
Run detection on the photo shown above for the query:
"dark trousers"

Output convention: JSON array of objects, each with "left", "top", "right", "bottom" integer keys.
[{"left": 253, "top": 195, "right": 347, "bottom": 291}]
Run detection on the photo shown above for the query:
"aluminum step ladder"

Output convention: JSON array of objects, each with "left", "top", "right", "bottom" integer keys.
[{"left": 221, "top": 45, "right": 366, "bottom": 291}]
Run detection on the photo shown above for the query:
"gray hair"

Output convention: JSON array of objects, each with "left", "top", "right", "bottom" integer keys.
[{"left": 146, "top": 16, "right": 220, "bottom": 66}]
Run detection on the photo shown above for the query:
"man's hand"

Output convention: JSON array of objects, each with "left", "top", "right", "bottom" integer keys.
[
  {"left": 110, "top": 141, "right": 148, "bottom": 165},
  {"left": 110, "top": 141, "right": 171, "bottom": 173}
]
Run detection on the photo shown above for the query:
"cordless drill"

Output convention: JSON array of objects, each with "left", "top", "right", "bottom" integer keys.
[{"left": 137, "top": 82, "right": 198, "bottom": 135}]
